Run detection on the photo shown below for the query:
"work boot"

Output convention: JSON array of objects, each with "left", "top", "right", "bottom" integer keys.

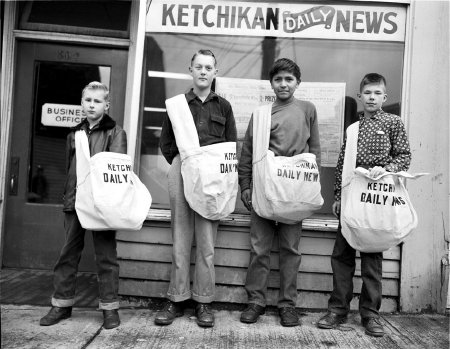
[
  {"left": 362, "top": 317, "right": 385, "bottom": 337},
  {"left": 40, "top": 306, "right": 72, "bottom": 326},
  {"left": 103, "top": 309, "right": 120, "bottom": 329},
  {"left": 279, "top": 307, "right": 300, "bottom": 327},
  {"left": 240, "top": 303, "right": 266, "bottom": 324},
  {"left": 195, "top": 303, "right": 214, "bottom": 327},
  {"left": 317, "top": 311, "right": 347, "bottom": 329},
  {"left": 154, "top": 301, "right": 183, "bottom": 326}
]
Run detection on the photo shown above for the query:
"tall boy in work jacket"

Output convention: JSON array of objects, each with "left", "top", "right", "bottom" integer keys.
[{"left": 157, "top": 49, "right": 237, "bottom": 328}]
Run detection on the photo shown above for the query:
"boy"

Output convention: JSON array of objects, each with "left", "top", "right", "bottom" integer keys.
[
  {"left": 40, "top": 82, "right": 127, "bottom": 330},
  {"left": 317, "top": 73, "right": 411, "bottom": 337},
  {"left": 238, "top": 58, "right": 321, "bottom": 327},
  {"left": 156, "top": 50, "right": 237, "bottom": 328}
]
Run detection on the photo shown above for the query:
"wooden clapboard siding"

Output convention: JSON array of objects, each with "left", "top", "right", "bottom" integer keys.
[
  {"left": 119, "top": 260, "right": 399, "bottom": 296},
  {"left": 117, "top": 241, "right": 400, "bottom": 278},
  {"left": 117, "top": 223, "right": 401, "bottom": 260},
  {"left": 119, "top": 279, "right": 398, "bottom": 312},
  {"left": 117, "top": 219, "right": 401, "bottom": 311}
]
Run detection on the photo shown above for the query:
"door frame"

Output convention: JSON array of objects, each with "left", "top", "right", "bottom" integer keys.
[{"left": 0, "top": 0, "right": 145, "bottom": 266}]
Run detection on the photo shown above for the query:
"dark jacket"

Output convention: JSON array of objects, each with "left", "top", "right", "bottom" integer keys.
[{"left": 63, "top": 114, "right": 127, "bottom": 211}]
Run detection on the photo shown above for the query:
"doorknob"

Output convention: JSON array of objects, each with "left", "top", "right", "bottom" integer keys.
[{"left": 9, "top": 157, "right": 19, "bottom": 195}]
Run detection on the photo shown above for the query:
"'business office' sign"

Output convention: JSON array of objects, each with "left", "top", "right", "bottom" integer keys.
[
  {"left": 41, "top": 103, "right": 84, "bottom": 127},
  {"left": 146, "top": 0, "right": 406, "bottom": 42}
]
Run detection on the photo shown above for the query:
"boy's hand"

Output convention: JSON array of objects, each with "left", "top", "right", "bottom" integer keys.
[
  {"left": 241, "top": 189, "right": 252, "bottom": 211},
  {"left": 332, "top": 201, "right": 341, "bottom": 218},
  {"left": 368, "top": 166, "right": 386, "bottom": 178}
]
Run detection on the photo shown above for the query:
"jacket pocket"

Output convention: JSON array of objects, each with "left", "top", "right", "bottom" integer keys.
[{"left": 210, "top": 114, "right": 226, "bottom": 137}]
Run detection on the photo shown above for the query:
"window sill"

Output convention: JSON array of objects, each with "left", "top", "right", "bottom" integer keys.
[{"left": 146, "top": 209, "right": 338, "bottom": 232}]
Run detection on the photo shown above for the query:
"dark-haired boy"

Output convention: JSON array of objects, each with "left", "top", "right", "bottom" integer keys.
[
  {"left": 238, "top": 58, "right": 321, "bottom": 327},
  {"left": 317, "top": 73, "right": 411, "bottom": 337}
]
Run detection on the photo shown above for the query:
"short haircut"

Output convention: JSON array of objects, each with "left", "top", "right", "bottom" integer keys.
[
  {"left": 190, "top": 49, "right": 217, "bottom": 67},
  {"left": 82, "top": 81, "right": 110, "bottom": 101},
  {"left": 359, "top": 73, "right": 387, "bottom": 92},
  {"left": 269, "top": 58, "right": 301, "bottom": 82}
]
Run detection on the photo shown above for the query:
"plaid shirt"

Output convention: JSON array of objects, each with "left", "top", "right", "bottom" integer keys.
[{"left": 334, "top": 109, "right": 411, "bottom": 201}]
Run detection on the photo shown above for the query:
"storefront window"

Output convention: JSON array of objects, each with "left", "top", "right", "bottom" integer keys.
[{"left": 140, "top": 1, "right": 406, "bottom": 214}]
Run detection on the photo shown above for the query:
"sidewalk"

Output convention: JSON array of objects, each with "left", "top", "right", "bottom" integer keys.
[
  {"left": 2, "top": 304, "right": 449, "bottom": 349},
  {"left": 1, "top": 269, "right": 449, "bottom": 349}
]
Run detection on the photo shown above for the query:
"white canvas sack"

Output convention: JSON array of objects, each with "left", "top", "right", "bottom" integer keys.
[
  {"left": 75, "top": 130, "right": 152, "bottom": 231},
  {"left": 340, "top": 122, "right": 426, "bottom": 252},
  {"left": 165, "top": 94, "right": 238, "bottom": 220},
  {"left": 252, "top": 104, "right": 323, "bottom": 224}
]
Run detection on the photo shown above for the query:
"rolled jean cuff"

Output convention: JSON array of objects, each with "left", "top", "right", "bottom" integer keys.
[
  {"left": 52, "top": 297, "right": 74, "bottom": 308},
  {"left": 249, "top": 300, "right": 266, "bottom": 308},
  {"left": 328, "top": 307, "right": 349, "bottom": 316},
  {"left": 167, "top": 290, "right": 191, "bottom": 303},
  {"left": 192, "top": 292, "right": 215, "bottom": 304},
  {"left": 99, "top": 301, "right": 120, "bottom": 310}
]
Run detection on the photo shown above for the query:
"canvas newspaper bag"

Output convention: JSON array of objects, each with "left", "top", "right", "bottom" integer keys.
[
  {"left": 340, "top": 121, "right": 425, "bottom": 252},
  {"left": 165, "top": 94, "right": 238, "bottom": 220},
  {"left": 252, "top": 103, "right": 323, "bottom": 224},
  {"left": 75, "top": 130, "right": 152, "bottom": 231}
]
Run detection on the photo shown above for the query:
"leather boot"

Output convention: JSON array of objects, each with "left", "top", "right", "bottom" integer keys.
[
  {"left": 317, "top": 311, "right": 347, "bottom": 329},
  {"left": 279, "top": 307, "right": 300, "bottom": 327},
  {"left": 154, "top": 301, "right": 183, "bottom": 326},
  {"left": 240, "top": 304, "right": 265, "bottom": 324},
  {"left": 103, "top": 309, "right": 120, "bottom": 329},
  {"left": 195, "top": 303, "right": 214, "bottom": 327},
  {"left": 362, "top": 317, "right": 384, "bottom": 337},
  {"left": 40, "top": 306, "right": 72, "bottom": 326}
]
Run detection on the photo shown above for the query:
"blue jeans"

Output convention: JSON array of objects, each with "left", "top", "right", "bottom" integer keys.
[
  {"left": 328, "top": 226, "right": 383, "bottom": 319},
  {"left": 166, "top": 155, "right": 219, "bottom": 303},
  {"left": 52, "top": 212, "right": 119, "bottom": 310},
  {"left": 245, "top": 211, "right": 302, "bottom": 308}
]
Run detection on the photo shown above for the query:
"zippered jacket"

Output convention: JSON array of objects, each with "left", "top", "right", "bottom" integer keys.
[{"left": 63, "top": 114, "right": 127, "bottom": 211}]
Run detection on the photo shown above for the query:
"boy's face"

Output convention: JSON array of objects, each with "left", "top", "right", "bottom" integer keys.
[
  {"left": 358, "top": 82, "right": 387, "bottom": 114},
  {"left": 81, "top": 89, "right": 109, "bottom": 125},
  {"left": 270, "top": 71, "right": 300, "bottom": 102},
  {"left": 189, "top": 54, "right": 217, "bottom": 91}
]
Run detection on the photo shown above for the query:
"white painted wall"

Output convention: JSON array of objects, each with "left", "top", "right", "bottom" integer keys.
[{"left": 400, "top": 0, "right": 450, "bottom": 313}]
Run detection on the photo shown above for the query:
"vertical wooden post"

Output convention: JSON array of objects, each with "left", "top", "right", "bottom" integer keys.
[
  {"left": 0, "top": 2, "right": 17, "bottom": 263},
  {"left": 400, "top": 0, "right": 449, "bottom": 313}
]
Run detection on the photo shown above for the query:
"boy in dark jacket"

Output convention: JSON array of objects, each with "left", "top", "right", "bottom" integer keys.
[{"left": 40, "top": 82, "right": 127, "bottom": 329}]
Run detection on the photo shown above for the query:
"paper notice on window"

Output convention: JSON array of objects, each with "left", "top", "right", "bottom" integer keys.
[{"left": 215, "top": 77, "right": 345, "bottom": 167}]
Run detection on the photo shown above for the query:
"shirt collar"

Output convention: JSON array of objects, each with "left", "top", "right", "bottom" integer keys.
[
  {"left": 186, "top": 88, "right": 218, "bottom": 103},
  {"left": 359, "top": 109, "right": 385, "bottom": 121}
]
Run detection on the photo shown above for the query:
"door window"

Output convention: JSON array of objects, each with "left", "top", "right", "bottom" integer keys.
[{"left": 28, "top": 61, "right": 111, "bottom": 203}]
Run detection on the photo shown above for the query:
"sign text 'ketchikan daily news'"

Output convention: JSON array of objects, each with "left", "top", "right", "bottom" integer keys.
[{"left": 146, "top": 0, "right": 406, "bottom": 42}]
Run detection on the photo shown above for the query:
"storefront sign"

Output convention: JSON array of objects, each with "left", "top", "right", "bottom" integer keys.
[
  {"left": 147, "top": 0, "right": 406, "bottom": 42},
  {"left": 215, "top": 78, "right": 345, "bottom": 167},
  {"left": 41, "top": 103, "right": 84, "bottom": 127}
]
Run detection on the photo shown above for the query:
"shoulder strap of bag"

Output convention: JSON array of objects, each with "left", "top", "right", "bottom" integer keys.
[
  {"left": 341, "top": 121, "right": 359, "bottom": 188},
  {"left": 74, "top": 130, "right": 92, "bottom": 187},
  {"left": 252, "top": 103, "right": 272, "bottom": 163},
  {"left": 75, "top": 129, "right": 91, "bottom": 158},
  {"left": 165, "top": 94, "right": 200, "bottom": 159}
]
